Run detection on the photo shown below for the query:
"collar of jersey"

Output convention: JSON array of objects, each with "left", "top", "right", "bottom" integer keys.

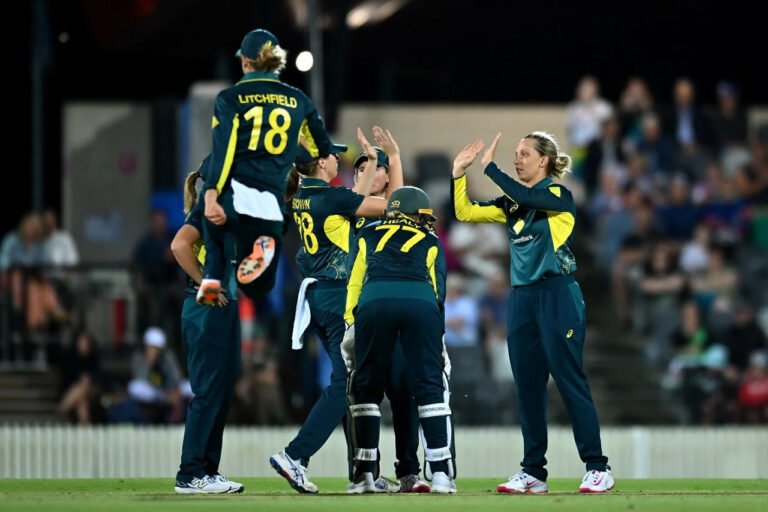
[
  {"left": 301, "top": 177, "right": 329, "bottom": 188},
  {"left": 238, "top": 71, "right": 279, "bottom": 83},
  {"left": 532, "top": 176, "right": 553, "bottom": 189}
]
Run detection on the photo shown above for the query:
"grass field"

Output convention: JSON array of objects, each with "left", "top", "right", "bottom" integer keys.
[{"left": 2, "top": 478, "right": 766, "bottom": 511}]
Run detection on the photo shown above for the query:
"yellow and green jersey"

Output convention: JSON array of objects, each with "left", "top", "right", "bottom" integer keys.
[
  {"left": 345, "top": 215, "right": 447, "bottom": 324},
  {"left": 204, "top": 71, "right": 338, "bottom": 197},
  {"left": 451, "top": 164, "right": 577, "bottom": 287},
  {"left": 293, "top": 177, "right": 365, "bottom": 280}
]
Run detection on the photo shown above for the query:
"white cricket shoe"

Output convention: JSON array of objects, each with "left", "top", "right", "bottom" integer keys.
[
  {"left": 497, "top": 470, "right": 549, "bottom": 494},
  {"left": 579, "top": 469, "right": 615, "bottom": 493},
  {"left": 347, "top": 472, "right": 378, "bottom": 493},
  {"left": 174, "top": 475, "right": 232, "bottom": 494},
  {"left": 374, "top": 476, "right": 401, "bottom": 493},
  {"left": 269, "top": 451, "right": 318, "bottom": 493},
  {"left": 430, "top": 471, "right": 457, "bottom": 494},
  {"left": 399, "top": 474, "right": 430, "bottom": 493},
  {"left": 212, "top": 473, "right": 244, "bottom": 493}
]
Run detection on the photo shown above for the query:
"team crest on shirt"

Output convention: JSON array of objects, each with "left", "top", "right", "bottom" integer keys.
[{"left": 512, "top": 218, "right": 525, "bottom": 234}]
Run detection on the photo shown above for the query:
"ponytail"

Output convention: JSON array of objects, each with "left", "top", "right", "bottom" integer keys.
[
  {"left": 183, "top": 171, "right": 201, "bottom": 214},
  {"left": 285, "top": 167, "right": 301, "bottom": 204}
]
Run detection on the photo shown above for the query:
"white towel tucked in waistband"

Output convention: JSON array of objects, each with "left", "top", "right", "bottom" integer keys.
[{"left": 291, "top": 277, "right": 318, "bottom": 350}]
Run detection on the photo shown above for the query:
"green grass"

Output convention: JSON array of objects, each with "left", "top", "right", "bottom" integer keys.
[{"left": 1, "top": 478, "right": 766, "bottom": 511}]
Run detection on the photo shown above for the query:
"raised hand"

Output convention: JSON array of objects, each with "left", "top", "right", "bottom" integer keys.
[
  {"left": 452, "top": 140, "right": 485, "bottom": 178},
  {"left": 480, "top": 132, "right": 502, "bottom": 168},
  {"left": 356, "top": 127, "right": 377, "bottom": 162},
  {"left": 373, "top": 126, "right": 399, "bottom": 157}
]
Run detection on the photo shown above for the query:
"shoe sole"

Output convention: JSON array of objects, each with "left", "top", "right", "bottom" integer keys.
[
  {"left": 173, "top": 486, "right": 230, "bottom": 494},
  {"left": 237, "top": 236, "right": 275, "bottom": 285},
  {"left": 402, "top": 484, "right": 431, "bottom": 493},
  {"left": 269, "top": 456, "right": 317, "bottom": 494},
  {"left": 579, "top": 484, "right": 615, "bottom": 494},
  {"left": 430, "top": 487, "right": 457, "bottom": 494},
  {"left": 226, "top": 485, "right": 245, "bottom": 494},
  {"left": 196, "top": 282, "right": 221, "bottom": 305},
  {"left": 497, "top": 486, "right": 549, "bottom": 494}
]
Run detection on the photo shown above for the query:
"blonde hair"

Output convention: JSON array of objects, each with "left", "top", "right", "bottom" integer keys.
[
  {"left": 183, "top": 171, "right": 201, "bottom": 214},
  {"left": 524, "top": 131, "right": 572, "bottom": 179},
  {"left": 244, "top": 44, "right": 287, "bottom": 74}
]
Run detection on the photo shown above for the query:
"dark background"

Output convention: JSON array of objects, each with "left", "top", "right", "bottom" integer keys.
[{"left": 13, "top": 0, "right": 766, "bottom": 236}]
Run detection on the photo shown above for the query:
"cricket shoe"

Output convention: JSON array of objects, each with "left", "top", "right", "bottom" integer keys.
[
  {"left": 237, "top": 236, "right": 276, "bottom": 284},
  {"left": 174, "top": 475, "right": 232, "bottom": 494},
  {"left": 212, "top": 473, "right": 244, "bottom": 493},
  {"left": 347, "top": 472, "right": 378, "bottom": 493},
  {"left": 430, "top": 471, "right": 457, "bottom": 494},
  {"left": 374, "top": 476, "right": 401, "bottom": 492},
  {"left": 399, "top": 474, "right": 430, "bottom": 493},
  {"left": 269, "top": 450, "right": 318, "bottom": 494},
  {"left": 579, "top": 469, "right": 615, "bottom": 493},
  {"left": 497, "top": 471, "right": 549, "bottom": 494}
]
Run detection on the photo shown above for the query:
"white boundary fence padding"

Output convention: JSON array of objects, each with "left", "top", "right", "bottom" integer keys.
[{"left": 1, "top": 426, "right": 766, "bottom": 479}]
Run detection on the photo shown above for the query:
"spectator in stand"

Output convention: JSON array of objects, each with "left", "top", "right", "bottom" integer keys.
[
  {"left": 636, "top": 243, "right": 685, "bottom": 336},
  {"left": 582, "top": 116, "right": 626, "bottom": 198},
  {"left": 709, "top": 81, "right": 749, "bottom": 169},
  {"left": 0, "top": 213, "right": 46, "bottom": 272},
  {"left": 655, "top": 175, "right": 701, "bottom": 243},
  {"left": 725, "top": 302, "right": 767, "bottom": 372},
  {"left": 662, "top": 77, "right": 715, "bottom": 155},
  {"left": 739, "top": 351, "right": 768, "bottom": 423},
  {"left": 41, "top": 209, "right": 79, "bottom": 269},
  {"left": 565, "top": 75, "right": 613, "bottom": 176},
  {"left": 128, "top": 327, "right": 189, "bottom": 424},
  {"left": 636, "top": 113, "right": 676, "bottom": 177},
  {"left": 443, "top": 273, "right": 480, "bottom": 347},
  {"left": 617, "top": 77, "right": 655, "bottom": 149},
  {"left": 58, "top": 330, "right": 101, "bottom": 424}
]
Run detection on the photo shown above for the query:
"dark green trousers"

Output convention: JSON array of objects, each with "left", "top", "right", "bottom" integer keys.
[
  {"left": 507, "top": 274, "right": 608, "bottom": 482},
  {"left": 386, "top": 343, "right": 421, "bottom": 478},
  {"left": 176, "top": 295, "right": 241, "bottom": 481},
  {"left": 352, "top": 287, "right": 448, "bottom": 476},
  {"left": 202, "top": 187, "right": 283, "bottom": 300},
  {"left": 286, "top": 280, "right": 350, "bottom": 467}
]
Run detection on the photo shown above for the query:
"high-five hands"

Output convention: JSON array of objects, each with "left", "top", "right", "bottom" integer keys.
[
  {"left": 451, "top": 140, "right": 485, "bottom": 178},
  {"left": 373, "top": 126, "right": 399, "bottom": 158},
  {"left": 356, "top": 128, "right": 378, "bottom": 163},
  {"left": 480, "top": 132, "right": 502, "bottom": 168}
]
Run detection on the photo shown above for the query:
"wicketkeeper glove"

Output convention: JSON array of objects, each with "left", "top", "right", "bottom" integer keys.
[{"left": 341, "top": 323, "right": 356, "bottom": 373}]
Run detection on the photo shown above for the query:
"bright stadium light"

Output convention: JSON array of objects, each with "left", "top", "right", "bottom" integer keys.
[{"left": 296, "top": 51, "right": 314, "bottom": 72}]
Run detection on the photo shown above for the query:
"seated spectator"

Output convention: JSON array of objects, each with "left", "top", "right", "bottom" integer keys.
[
  {"left": 443, "top": 274, "right": 480, "bottom": 347},
  {"left": 0, "top": 213, "right": 46, "bottom": 273},
  {"left": 635, "top": 243, "right": 685, "bottom": 334},
  {"left": 10, "top": 266, "right": 69, "bottom": 361},
  {"left": 654, "top": 174, "right": 701, "bottom": 243},
  {"left": 679, "top": 224, "right": 711, "bottom": 274},
  {"left": 41, "top": 209, "right": 79, "bottom": 269},
  {"left": 58, "top": 330, "right": 101, "bottom": 424},
  {"left": 127, "top": 327, "right": 189, "bottom": 423},
  {"left": 689, "top": 246, "right": 738, "bottom": 313},
  {"left": 725, "top": 302, "right": 767, "bottom": 372},
  {"left": 738, "top": 351, "right": 768, "bottom": 423}
]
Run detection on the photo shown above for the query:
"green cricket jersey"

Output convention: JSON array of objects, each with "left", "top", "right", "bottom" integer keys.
[
  {"left": 204, "top": 71, "right": 340, "bottom": 197},
  {"left": 292, "top": 177, "right": 365, "bottom": 280},
  {"left": 451, "top": 164, "right": 577, "bottom": 287},
  {"left": 345, "top": 215, "right": 447, "bottom": 324}
]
